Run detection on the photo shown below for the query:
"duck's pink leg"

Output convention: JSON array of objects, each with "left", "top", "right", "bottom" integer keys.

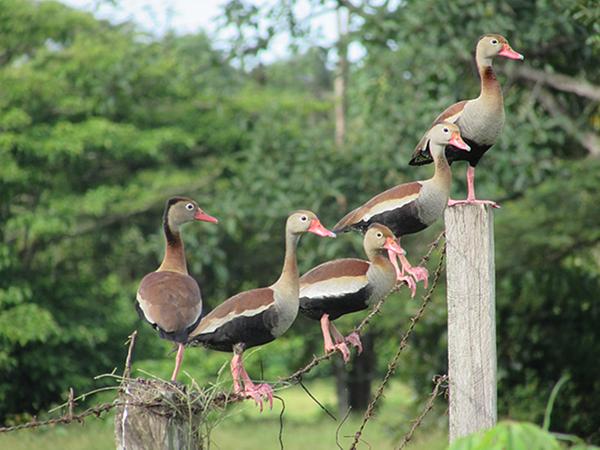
[
  {"left": 345, "top": 332, "right": 363, "bottom": 354},
  {"left": 230, "top": 353, "right": 244, "bottom": 394},
  {"left": 388, "top": 246, "right": 417, "bottom": 297},
  {"left": 329, "top": 322, "right": 351, "bottom": 363},
  {"left": 238, "top": 363, "right": 273, "bottom": 412},
  {"left": 448, "top": 166, "right": 500, "bottom": 208},
  {"left": 170, "top": 343, "right": 185, "bottom": 382},
  {"left": 397, "top": 253, "right": 429, "bottom": 290},
  {"left": 320, "top": 314, "right": 350, "bottom": 363},
  {"left": 230, "top": 352, "right": 268, "bottom": 410}
]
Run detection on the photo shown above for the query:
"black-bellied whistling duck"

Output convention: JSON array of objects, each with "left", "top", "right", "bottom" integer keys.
[
  {"left": 409, "top": 34, "right": 524, "bottom": 208},
  {"left": 334, "top": 123, "right": 470, "bottom": 289},
  {"left": 187, "top": 211, "right": 335, "bottom": 410},
  {"left": 299, "top": 224, "right": 404, "bottom": 362},
  {"left": 136, "top": 197, "right": 218, "bottom": 382}
]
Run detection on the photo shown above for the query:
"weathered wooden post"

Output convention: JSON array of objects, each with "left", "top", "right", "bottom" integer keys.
[
  {"left": 445, "top": 204, "right": 497, "bottom": 442},
  {"left": 115, "top": 379, "right": 205, "bottom": 450},
  {"left": 114, "top": 332, "right": 208, "bottom": 450}
]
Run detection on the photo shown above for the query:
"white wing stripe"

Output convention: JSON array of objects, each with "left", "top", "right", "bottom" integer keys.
[
  {"left": 444, "top": 110, "right": 462, "bottom": 124},
  {"left": 136, "top": 292, "right": 156, "bottom": 324},
  {"left": 301, "top": 276, "right": 368, "bottom": 299},
  {"left": 197, "top": 304, "right": 272, "bottom": 334},
  {"left": 362, "top": 194, "right": 419, "bottom": 221}
]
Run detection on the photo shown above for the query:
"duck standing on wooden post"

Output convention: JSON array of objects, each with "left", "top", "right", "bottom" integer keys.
[
  {"left": 409, "top": 34, "right": 524, "bottom": 208},
  {"left": 187, "top": 211, "right": 335, "bottom": 410},
  {"left": 136, "top": 197, "right": 218, "bottom": 382},
  {"left": 333, "top": 123, "right": 470, "bottom": 291},
  {"left": 299, "top": 224, "right": 404, "bottom": 362}
]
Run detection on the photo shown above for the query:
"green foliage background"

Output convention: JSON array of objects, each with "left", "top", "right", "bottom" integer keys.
[{"left": 0, "top": 0, "right": 598, "bottom": 444}]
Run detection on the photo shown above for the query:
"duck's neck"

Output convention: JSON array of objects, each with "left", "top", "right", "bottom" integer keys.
[
  {"left": 273, "top": 231, "right": 300, "bottom": 296},
  {"left": 475, "top": 53, "right": 503, "bottom": 106},
  {"left": 430, "top": 144, "right": 452, "bottom": 190},
  {"left": 158, "top": 220, "right": 188, "bottom": 274},
  {"left": 366, "top": 251, "right": 392, "bottom": 272}
]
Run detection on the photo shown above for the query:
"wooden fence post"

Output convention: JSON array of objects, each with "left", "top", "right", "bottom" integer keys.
[
  {"left": 445, "top": 204, "right": 497, "bottom": 442},
  {"left": 115, "top": 379, "right": 204, "bottom": 450}
]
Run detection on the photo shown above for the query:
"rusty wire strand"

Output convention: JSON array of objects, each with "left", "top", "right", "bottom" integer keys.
[
  {"left": 349, "top": 242, "right": 446, "bottom": 450},
  {"left": 396, "top": 374, "right": 449, "bottom": 450}
]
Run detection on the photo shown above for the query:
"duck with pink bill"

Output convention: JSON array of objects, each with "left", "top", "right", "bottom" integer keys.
[
  {"left": 334, "top": 123, "right": 470, "bottom": 292},
  {"left": 136, "top": 197, "right": 218, "bottom": 382},
  {"left": 409, "top": 34, "right": 524, "bottom": 208},
  {"left": 187, "top": 210, "right": 335, "bottom": 411},
  {"left": 299, "top": 224, "right": 406, "bottom": 362}
]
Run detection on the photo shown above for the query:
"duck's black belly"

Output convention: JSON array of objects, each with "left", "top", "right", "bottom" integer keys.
[
  {"left": 411, "top": 138, "right": 492, "bottom": 168},
  {"left": 191, "top": 309, "right": 276, "bottom": 353},
  {"left": 351, "top": 202, "right": 427, "bottom": 237},
  {"left": 445, "top": 138, "right": 492, "bottom": 167},
  {"left": 300, "top": 285, "right": 373, "bottom": 321}
]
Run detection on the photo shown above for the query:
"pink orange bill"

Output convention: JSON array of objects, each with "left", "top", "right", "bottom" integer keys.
[
  {"left": 194, "top": 210, "right": 219, "bottom": 223},
  {"left": 449, "top": 133, "right": 470, "bottom": 151},
  {"left": 498, "top": 44, "right": 524, "bottom": 60},
  {"left": 384, "top": 237, "right": 404, "bottom": 255},
  {"left": 307, "top": 219, "right": 336, "bottom": 238}
]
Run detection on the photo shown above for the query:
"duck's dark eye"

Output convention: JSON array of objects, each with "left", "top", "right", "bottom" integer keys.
[
  {"left": 491, "top": 39, "right": 498, "bottom": 45},
  {"left": 300, "top": 215, "right": 308, "bottom": 222},
  {"left": 185, "top": 203, "right": 194, "bottom": 211},
  {"left": 443, "top": 127, "right": 449, "bottom": 133},
  {"left": 376, "top": 232, "right": 383, "bottom": 239}
]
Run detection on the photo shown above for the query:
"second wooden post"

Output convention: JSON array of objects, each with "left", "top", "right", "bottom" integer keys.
[{"left": 445, "top": 204, "right": 497, "bottom": 442}]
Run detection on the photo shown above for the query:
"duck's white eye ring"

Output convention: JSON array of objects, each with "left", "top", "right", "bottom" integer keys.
[
  {"left": 491, "top": 39, "right": 498, "bottom": 45},
  {"left": 185, "top": 203, "right": 194, "bottom": 210},
  {"left": 376, "top": 232, "right": 383, "bottom": 239},
  {"left": 443, "top": 127, "right": 449, "bottom": 133},
  {"left": 300, "top": 215, "right": 308, "bottom": 222}
]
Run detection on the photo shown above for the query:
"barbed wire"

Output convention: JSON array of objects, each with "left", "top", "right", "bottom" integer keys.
[
  {"left": 396, "top": 374, "right": 449, "bottom": 450},
  {"left": 0, "top": 232, "right": 446, "bottom": 439},
  {"left": 349, "top": 242, "right": 446, "bottom": 449}
]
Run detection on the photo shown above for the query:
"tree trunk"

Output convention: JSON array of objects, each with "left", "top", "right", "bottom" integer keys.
[
  {"left": 333, "top": 357, "right": 350, "bottom": 418},
  {"left": 334, "top": 6, "right": 349, "bottom": 149},
  {"left": 347, "top": 332, "right": 375, "bottom": 412}
]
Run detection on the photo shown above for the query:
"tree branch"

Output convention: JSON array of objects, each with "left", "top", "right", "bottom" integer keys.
[
  {"left": 336, "top": 0, "right": 369, "bottom": 18},
  {"left": 536, "top": 88, "right": 600, "bottom": 157},
  {"left": 513, "top": 65, "right": 600, "bottom": 102}
]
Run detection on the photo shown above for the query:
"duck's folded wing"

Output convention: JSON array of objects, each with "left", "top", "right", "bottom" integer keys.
[
  {"left": 333, "top": 182, "right": 423, "bottom": 233},
  {"left": 188, "top": 287, "right": 276, "bottom": 338},
  {"left": 137, "top": 271, "right": 202, "bottom": 333},
  {"left": 409, "top": 100, "right": 467, "bottom": 165},
  {"left": 300, "top": 259, "right": 369, "bottom": 299}
]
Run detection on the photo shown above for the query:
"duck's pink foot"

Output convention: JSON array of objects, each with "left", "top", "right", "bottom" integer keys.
[
  {"left": 398, "top": 274, "right": 417, "bottom": 297},
  {"left": 345, "top": 332, "right": 363, "bottom": 354},
  {"left": 255, "top": 383, "right": 274, "bottom": 411},
  {"left": 405, "top": 265, "right": 429, "bottom": 289},
  {"left": 242, "top": 385, "right": 266, "bottom": 410},
  {"left": 325, "top": 341, "right": 350, "bottom": 363},
  {"left": 448, "top": 198, "right": 500, "bottom": 209}
]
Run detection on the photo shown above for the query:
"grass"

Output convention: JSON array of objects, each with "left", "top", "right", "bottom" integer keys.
[{"left": 0, "top": 379, "right": 448, "bottom": 450}]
